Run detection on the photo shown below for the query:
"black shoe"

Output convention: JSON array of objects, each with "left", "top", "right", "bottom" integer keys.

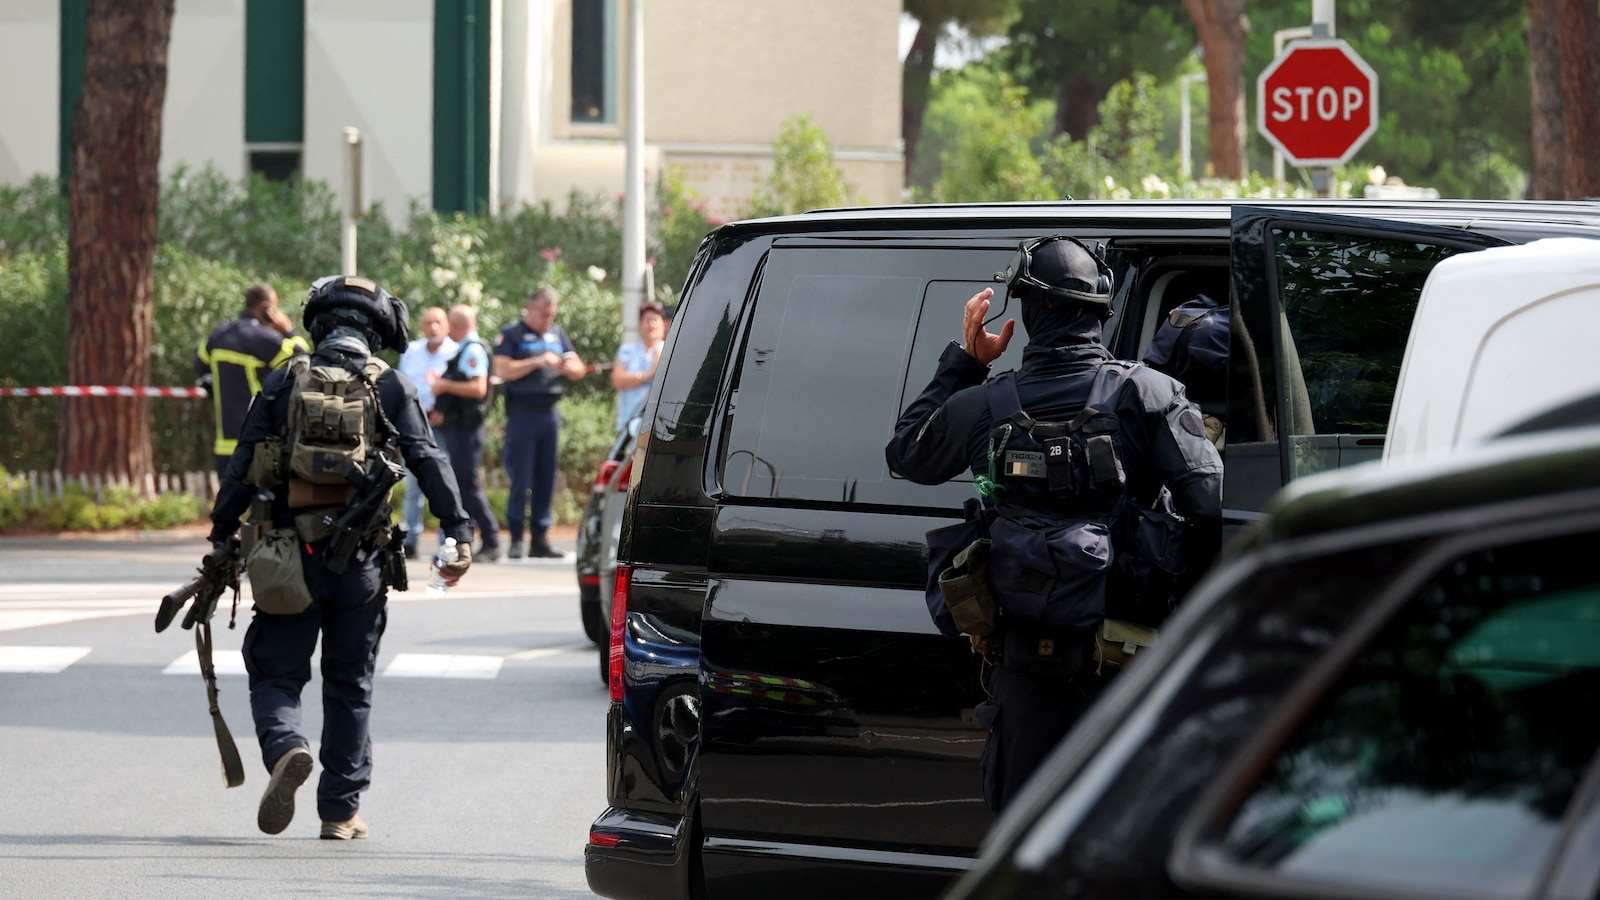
[
  {"left": 529, "top": 538, "right": 563, "bottom": 559},
  {"left": 507, "top": 543, "right": 524, "bottom": 560},
  {"left": 403, "top": 544, "right": 418, "bottom": 560},
  {"left": 479, "top": 543, "right": 502, "bottom": 563}
]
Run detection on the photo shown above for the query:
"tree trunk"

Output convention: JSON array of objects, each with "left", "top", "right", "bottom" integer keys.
[
  {"left": 1556, "top": 0, "right": 1600, "bottom": 198},
  {"left": 1526, "top": 0, "right": 1565, "bottom": 199},
  {"left": 1183, "top": 0, "right": 1249, "bottom": 179},
  {"left": 1054, "top": 76, "right": 1106, "bottom": 141},
  {"left": 59, "top": 0, "right": 174, "bottom": 480},
  {"left": 901, "top": 21, "right": 938, "bottom": 184}
]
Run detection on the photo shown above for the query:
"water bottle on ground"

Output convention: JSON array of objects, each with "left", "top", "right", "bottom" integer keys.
[{"left": 426, "top": 538, "right": 459, "bottom": 595}]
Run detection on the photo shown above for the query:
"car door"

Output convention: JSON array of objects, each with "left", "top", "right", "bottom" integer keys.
[{"left": 1223, "top": 207, "right": 1510, "bottom": 526}]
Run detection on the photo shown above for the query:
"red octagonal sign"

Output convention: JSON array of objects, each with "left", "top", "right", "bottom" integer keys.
[{"left": 1257, "top": 39, "right": 1379, "bottom": 167}]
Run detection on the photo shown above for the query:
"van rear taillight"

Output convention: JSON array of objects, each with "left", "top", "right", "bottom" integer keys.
[
  {"left": 608, "top": 565, "right": 631, "bottom": 702},
  {"left": 593, "top": 460, "right": 620, "bottom": 490},
  {"left": 613, "top": 458, "right": 633, "bottom": 493}
]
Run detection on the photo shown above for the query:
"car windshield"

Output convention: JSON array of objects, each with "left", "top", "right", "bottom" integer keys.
[{"left": 1220, "top": 528, "right": 1600, "bottom": 899}]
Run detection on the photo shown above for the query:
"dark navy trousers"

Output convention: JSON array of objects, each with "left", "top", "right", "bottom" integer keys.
[
  {"left": 503, "top": 405, "right": 560, "bottom": 542},
  {"left": 437, "top": 422, "right": 500, "bottom": 550},
  {"left": 242, "top": 543, "right": 387, "bottom": 823},
  {"left": 979, "top": 661, "right": 1112, "bottom": 813}
]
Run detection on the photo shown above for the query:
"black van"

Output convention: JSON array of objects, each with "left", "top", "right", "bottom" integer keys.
[{"left": 584, "top": 200, "right": 1600, "bottom": 900}]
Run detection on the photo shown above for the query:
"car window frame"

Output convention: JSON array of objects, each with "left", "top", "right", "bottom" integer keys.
[{"left": 1170, "top": 490, "right": 1600, "bottom": 900}]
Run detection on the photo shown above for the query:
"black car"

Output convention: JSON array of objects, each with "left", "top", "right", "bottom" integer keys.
[
  {"left": 585, "top": 200, "right": 1600, "bottom": 900},
  {"left": 944, "top": 423, "right": 1600, "bottom": 900}
]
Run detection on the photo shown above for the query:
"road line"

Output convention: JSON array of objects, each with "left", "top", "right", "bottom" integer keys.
[
  {"left": 383, "top": 653, "right": 504, "bottom": 679},
  {"left": 0, "top": 645, "right": 91, "bottom": 673},
  {"left": 162, "top": 649, "right": 247, "bottom": 676},
  {"left": 506, "top": 642, "right": 591, "bottom": 661}
]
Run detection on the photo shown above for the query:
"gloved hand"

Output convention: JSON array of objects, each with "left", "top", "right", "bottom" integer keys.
[{"left": 439, "top": 542, "right": 472, "bottom": 584}]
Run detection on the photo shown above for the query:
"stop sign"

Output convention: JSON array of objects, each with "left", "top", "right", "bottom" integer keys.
[{"left": 1257, "top": 39, "right": 1379, "bottom": 167}]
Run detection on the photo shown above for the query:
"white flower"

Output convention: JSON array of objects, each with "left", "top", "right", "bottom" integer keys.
[
  {"left": 587, "top": 265, "right": 607, "bottom": 282},
  {"left": 458, "top": 234, "right": 474, "bottom": 251},
  {"left": 1368, "top": 165, "right": 1387, "bottom": 186},
  {"left": 460, "top": 279, "right": 483, "bottom": 304},
  {"left": 430, "top": 267, "right": 457, "bottom": 288}
]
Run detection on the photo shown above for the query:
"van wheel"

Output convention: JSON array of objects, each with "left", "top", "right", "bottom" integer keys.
[
  {"left": 580, "top": 593, "right": 605, "bottom": 646},
  {"left": 598, "top": 644, "right": 609, "bottom": 685}
]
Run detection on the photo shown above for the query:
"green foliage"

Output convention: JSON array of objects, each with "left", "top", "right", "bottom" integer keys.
[
  {"left": 0, "top": 467, "right": 26, "bottom": 529},
  {"left": 159, "top": 167, "right": 341, "bottom": 280},
  {"left": 746, "top": 114, "right": 858, "bottom": 217},
  {"left": 553, "top": 392, "right": 619, "bottom": 524},
  {"left": 904, "top": 0, "right": 1018, "bottom": 36},
  {"left": 0, "top": 473, "right": 203, "bottom": 534},
  {"left": 929, "top": 73, "right": 1052, "bottom": 202},
  {"left": 0, "top": 176, "right": 67, "bottom": 260},
  {"left": 653, "top": 167, "right": 720, "bottom": 297}
]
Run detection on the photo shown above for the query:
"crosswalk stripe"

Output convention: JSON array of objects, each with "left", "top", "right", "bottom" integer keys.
[
  {"left": 383, "top": 653, "right": 504, "bottom": 679},
  {"left": 163, "top": 649, "right": 248, "bottom": 676},
  {"left": 0, "top": 646, "right": 92, "bottom": 673}
]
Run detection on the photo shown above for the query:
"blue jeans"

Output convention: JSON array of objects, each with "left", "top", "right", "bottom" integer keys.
[
  {"left": 503, "top": 405, "right": 560, "bottom": 542},
  {"left": 402, "top": 425, "right": 447, "bottom": 549},
  {"left": 242, "top": 545, "right": 387, "bottom": 822}
]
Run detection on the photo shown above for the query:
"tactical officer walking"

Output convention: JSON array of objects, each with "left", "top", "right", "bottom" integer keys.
[
  {"left": 885, "top": 236, "right": 1222, "bottom": 812},
  {"left": 208, "top": 276, "right": 474, "bottom": 839}
]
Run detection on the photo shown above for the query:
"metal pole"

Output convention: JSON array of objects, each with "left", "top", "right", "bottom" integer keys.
[
  {"left": 1311, "top": 0, "right": 1336, "bottom": 196},
  {"left": 1272, "top": 26, "right": 1314, "bottom": 184},
  {"left": 341, "top": 127, "right": 362, "bottom": 275},
  {"left": 1180, "top": 73, "right": 1206, "bottom": 180},
  {"left": 620, "top": 0, "right": 645, "bottom": 346}
]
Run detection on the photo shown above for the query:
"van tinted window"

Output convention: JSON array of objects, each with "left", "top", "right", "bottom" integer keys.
[
  {"left": 720, "top": 245, "right": 1018, "bottom": 507},
  {"left": 1274, "top": 231, "right": 1467, "bottom": 477}
]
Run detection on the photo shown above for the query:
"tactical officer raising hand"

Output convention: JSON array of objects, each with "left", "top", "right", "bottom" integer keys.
[
  {"left": 208, "top": 275, "right": 474, "bottom": 839},
  {"left": 885, "top": 235, "right": 1222, "bottom": 812}
]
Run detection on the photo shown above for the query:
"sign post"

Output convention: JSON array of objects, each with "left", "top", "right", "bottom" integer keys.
[{"left": 1256, "top": 38, "right": 1377, "bottom": 196}]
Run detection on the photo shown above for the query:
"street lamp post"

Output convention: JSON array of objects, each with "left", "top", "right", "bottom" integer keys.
[
  {"left": 620, "top": 0, "right": 646, "bottom": 347},
  {"left": 1180, "top": 72, "right": 1206, "bottom": 180}
]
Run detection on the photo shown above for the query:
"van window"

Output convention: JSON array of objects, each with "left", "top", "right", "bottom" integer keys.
[
  {"left": 1273, "top": 231, "right": 1466, "bottom": 478},
  {"left": 1218, "top": 528, "right": 1600, "bottom": 898},
  {"left": 720, "top": 245, "right": 1017, "bottom": 507}
]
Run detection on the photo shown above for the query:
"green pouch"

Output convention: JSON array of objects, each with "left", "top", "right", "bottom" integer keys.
[
  {"left": 247, "top": 435, "right": 285, "bottom": 488},
  {"left": 293, "top": 507, "right": 342, "bottom": 545},
  {"left": 246, "top": 527, "right": 314, "bottom": 616},
  {"left": 1092, "top": 618, "right": 1158, "bottom": 672},
  {"left": 939, "top": 538, "right": 997, "bottom": 637}
]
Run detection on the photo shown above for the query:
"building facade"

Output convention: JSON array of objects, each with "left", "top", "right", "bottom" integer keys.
[{"left": 0, "top": 0, "right": 903, "bottom": 222}]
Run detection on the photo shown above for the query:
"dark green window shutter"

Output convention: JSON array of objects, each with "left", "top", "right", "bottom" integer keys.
[
  {"left": 245, "top": 0, "right": 304, "bottom": 145},
  {"left": 433, "top": 0, "right": 491, "bottom": 215},
  {"left": 59, "top": 0, "right": 88, "bottom": 184}
]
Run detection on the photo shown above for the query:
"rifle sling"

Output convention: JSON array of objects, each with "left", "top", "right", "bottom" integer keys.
[{"left": 195, "top": 621, "right": 245, "bottom": 788}]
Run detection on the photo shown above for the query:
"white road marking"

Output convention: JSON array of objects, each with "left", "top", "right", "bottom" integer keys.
[
  {"left": 0, "top": 646, "right": 91, "bottom": 673},
  {"left": 506, "top": 642, "right": 592, "bottom": 661},
  {"left": 383, "top": 653, "right": 504, "bottom": 679},
  {"left": 162, "top": 649, "right": 248, "bottom": 676}
]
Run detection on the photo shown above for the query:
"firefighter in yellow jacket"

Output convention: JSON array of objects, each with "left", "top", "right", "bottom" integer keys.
[{"left": 195, "top": 284, "right": 310, "bottom": 471}]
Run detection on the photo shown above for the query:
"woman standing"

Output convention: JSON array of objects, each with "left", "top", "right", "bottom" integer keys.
[{"left": 611, "top": 301, "right": 668, "bottom": 431}]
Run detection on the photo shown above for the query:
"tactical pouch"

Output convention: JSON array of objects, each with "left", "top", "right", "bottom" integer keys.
[
  {"left": 986, "top": 514, "right": 1111, "bottom": 631},
  {"left": 247, "top": 435, "right": 286, "bottom": 488},
  {"left": 938, "top": 538, "right": 996, "bottom": 637},
  {"left": 287, "top": 477, "right": 351, "bottom": 510},
  {"left": 1108, "top": 490, "right": 1192, "bottom": 627},
  {"left": 1093, "top": 618, "right": 1157, "bottom": 672},
  {"left": 245, "top": 527, "right": 314, "bottom": 616},
  {"left": 924, "top": 509, "right": 988, "bottom": 638},
  {"left": 1000, "top": 621, "right": 1088, "bottom": 680},
  {"left": 293, "top": 507, "right": 342, "bottom": 545}
]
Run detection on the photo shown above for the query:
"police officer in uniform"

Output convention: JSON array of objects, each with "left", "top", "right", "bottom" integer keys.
[
  {"left": 885, "top": 236, "right": 1222, "bottom": 812},
  {"left": 208, "top": 276, "right": 473, "bottom": 839},
  {"left": 195, "top": 284, "right": 311, "bottom": 472}
]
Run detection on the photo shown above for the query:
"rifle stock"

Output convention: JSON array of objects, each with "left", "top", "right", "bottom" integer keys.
[{"left": 155, "top": 537, "right": 241, "bottom": 633}]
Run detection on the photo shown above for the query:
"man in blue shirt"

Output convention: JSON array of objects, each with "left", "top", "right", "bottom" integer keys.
[
  {"left": 397, "top": 305, "right": 457, "bottom": 558},
  {"left": 432, "top": 304, "right": 503, "bottom": 560},
  {"left": 493, "top": 288, "right": 586, "bottom": 558}
]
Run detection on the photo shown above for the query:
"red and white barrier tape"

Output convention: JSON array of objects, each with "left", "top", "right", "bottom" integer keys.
[{"left": 0, "top": 386, "right": 207, "bottom": 398}]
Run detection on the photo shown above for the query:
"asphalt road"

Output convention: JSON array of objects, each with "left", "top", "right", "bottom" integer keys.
[{"left": 0, "top": 531, "right": 607, "bottom": 899}]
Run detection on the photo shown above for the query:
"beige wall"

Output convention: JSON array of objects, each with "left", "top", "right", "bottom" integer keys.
[
  {"left": 162, "top": 0, "right": 245, "bottom": 180},
  {"left": 535, "top": 0, "right": 903, "bottom": 219},
  {"left": 304, "top": 0, "right": 434, "bottom": 224},
  {"left": 0, "top": 1, "right": 59, "bottom": 184}
]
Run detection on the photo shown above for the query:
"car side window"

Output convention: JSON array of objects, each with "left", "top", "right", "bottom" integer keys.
[
  {"left": 1218, "top": 528, "right": 1600, "bottom": 898},
  {"left": 719, "top": 245, "right": 1017, "bottom": 507},
  {"left": 1272, "top": 230, "right": 1467, "bottom": 478}
]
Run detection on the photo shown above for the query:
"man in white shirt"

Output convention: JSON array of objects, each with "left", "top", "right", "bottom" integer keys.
[{"left": 396, "top": 305, "right": 457, "bottom": 557}]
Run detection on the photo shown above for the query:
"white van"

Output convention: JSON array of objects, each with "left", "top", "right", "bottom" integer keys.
[{"left": 1385, "top": 238, "right": 1600, "bottom": 464}]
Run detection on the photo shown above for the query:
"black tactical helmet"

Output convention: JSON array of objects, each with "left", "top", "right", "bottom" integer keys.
[
  {"left": 304, "top": 275, "right": 410, "bottom": 352},
  {"left": 995, "top": 235, "right": 1115, "bottom": 319}
]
